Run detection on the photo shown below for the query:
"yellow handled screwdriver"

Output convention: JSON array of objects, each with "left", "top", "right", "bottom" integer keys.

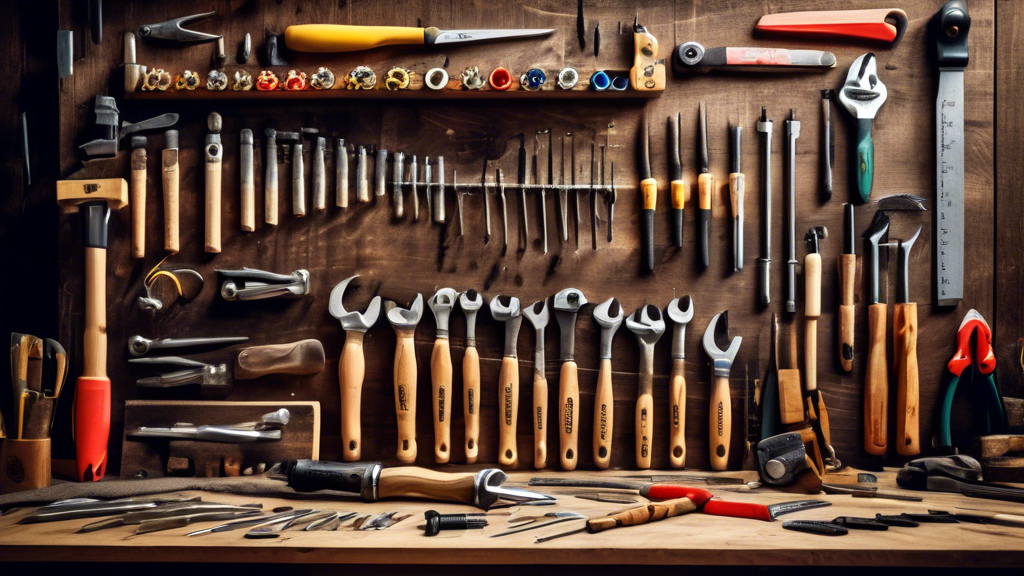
[{"left": 285, "top": 24, "right": 553, "bottom": 53}]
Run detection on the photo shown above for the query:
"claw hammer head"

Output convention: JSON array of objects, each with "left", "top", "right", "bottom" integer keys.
[
  {"left": 329, "top": 275, "right": 382, "bottom": 333},
  {"left": 386, "top": 294, "right": 424, "bottom": 331},
  {"left": 703, "top": 311, "right": 742, "bottom": 378},
  {"left": 666, "top": 295, "right": 694, "bottom": 359},
  {"left": 428, "top": 288, "right": 458, "bottom": 337},
  {"left": 490, "top": 295, "right": 523, "bottom": 358},
  {"left": 593, "top": 298, "right": 624, "bottom": 360}
]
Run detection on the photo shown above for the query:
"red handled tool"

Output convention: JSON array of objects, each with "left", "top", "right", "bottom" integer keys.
[{"left": 755, "top": 9, "right": 909, "bottom": 45}]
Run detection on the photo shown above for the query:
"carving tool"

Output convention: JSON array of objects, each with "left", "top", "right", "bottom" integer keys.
[
  {"left": 697, "top": 102, "right": 713, "bottom": 269},
  {"left": 638, "top": 114, "right": 657, "bottom": 272},
  {"left": 669, "top": 113, "right": 686, "bottom": 248},
  {"left": 838, "top": 204, "right": 856, "bottom": 371},
  {"left": 285, "top": 24, "right": 554, "bottom": 53}
]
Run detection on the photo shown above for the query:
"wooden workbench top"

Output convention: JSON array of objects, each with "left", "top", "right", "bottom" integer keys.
[{"left": 1, "top": 470, "right": 1022, "bottom": 566}]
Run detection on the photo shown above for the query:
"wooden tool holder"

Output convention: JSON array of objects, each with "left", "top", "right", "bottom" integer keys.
[
  {"left": 0, "top": 438, "right": 51, "bottom": 493},
  {"left": 120, "top": 401, "right": 320, "bottom": 479}
]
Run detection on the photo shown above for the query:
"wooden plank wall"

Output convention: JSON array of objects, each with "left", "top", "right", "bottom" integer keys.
[{"left": 52, "top": 0, "right": 1008, "bottom": 474}]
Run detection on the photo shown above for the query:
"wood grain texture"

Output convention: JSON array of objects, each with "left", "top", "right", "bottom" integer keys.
[{"left": 54, "top": 0, "right": 998, "bottom": 474}]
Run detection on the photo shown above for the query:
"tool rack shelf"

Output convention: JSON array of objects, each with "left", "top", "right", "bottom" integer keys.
[
  {"left": 123, "top": 89, "right": 660, "bottom": 101},
  {"left": 1, "top": 470, "right": 1022, "bottom": 566}
]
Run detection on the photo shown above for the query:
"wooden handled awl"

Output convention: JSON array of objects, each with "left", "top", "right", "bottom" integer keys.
[
  {"left": 329, "top": 276, "right": 381, "bottom": 462},
  {"left": 240, "top": 129, "right": 255, "bottom": 232},
  {"left": 863, "top": 211, "right": 890, "bottom": 455},
  {"left": 427, "top": 289, "right": 458, "bottom": 464},
  {"left": 204, "top": 113, "right": 222, "bottom": 253},
  {"left": 161, "top": 130, "right": 179, "bottom": 253},
  {"left": 838, "top": 204, "right": 856, "bottom": 372},
  {"left": 57, "top": 178, "right": 129, "bottom": 481},
  {"left": 522, "top": 300, "right": 550, "bottom": 469},
  {"left": 702, "top": 311, "right": 741, "bottom": 471},
  {"left": 666, "top": 296, "right": 693, "bottom": 469},
  {"left": 459, "top": 291, "right": 483, "bottom": 464},
  {"left": 592, "top": 299, "right": 623, "bottom": 469},
  {"left": 894, "top": 228, "right": 922, "bottom": 456},
  {"left": 553, "top": 288, "right": 587, "bottom": 470},
  {"left": 491, "top": 295, "right": 524, "bottom": 467},
  {"left": 626, "top": 305, "right": 665, "bottom": 469},
  {"left": 803, "top": 227, "right": 832, "bottom": 452},
  {"left": 129, "top": 136, "right": 147, "bottom": 258},
  {"left": 386, "top": 295, "right": 423, "bottom": 464}
]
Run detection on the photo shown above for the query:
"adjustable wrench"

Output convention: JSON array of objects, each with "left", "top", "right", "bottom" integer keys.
[
  {"left": 666, "top": 296, "right": 693, "bottom": 469},
  {"left": 428, "top": 288, "right": 457, "bottom": 463},
  {"left": 523, "top": 300, "right": 550, "bottom": 468},
  {"left": 459, "top": 290, "right": 483, "bottom": 463},
  {"left": 592, "top": 298, "right": 623, "bottom": 469},
  {"left": 553, "top": 288, "right": 587, "bottom": 470},
  {"left": 626, "top": 305, "right": 665, "bottom": 469},
  {"left": 329, "top": 276, "right": 381, "bottom": 461},
  {"left": 386, "top": 294, "right": 423, "bottom": 463},
  {"left": 491, "top": 295, "right": 523, "bottom": 466}
]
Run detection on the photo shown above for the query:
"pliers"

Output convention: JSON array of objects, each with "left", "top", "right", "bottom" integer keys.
[
  {"left": 938, "top": 309, "right": 1005, "bottom": 451},
  {"left": 137, "top": 12, "right": 220, "bottom": 44}
]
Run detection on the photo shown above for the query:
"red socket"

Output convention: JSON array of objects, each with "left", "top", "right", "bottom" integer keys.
[{"left": 488, "top": 67, "right": 513, "bottom": 91}]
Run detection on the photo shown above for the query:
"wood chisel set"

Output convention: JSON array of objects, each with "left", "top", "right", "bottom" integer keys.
[{"left": 16, "top": 0, "right": 1023, "bottom": 550}]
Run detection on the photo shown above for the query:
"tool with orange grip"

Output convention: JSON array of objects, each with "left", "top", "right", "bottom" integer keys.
[
  {"left": 668, "top": 113, "right": 687, "bottom": 248},
  {"left": 637, "top": 114, "right": 657, "bottom": 272},
  {"left": 755, "top": 9, "right": 909, "bottom": 45},
  {"left": 57, "top": 178, "right": 129, "bottom": 482},
  {"left": 284, "top": 24, "right": 552, "bottom": 53}
]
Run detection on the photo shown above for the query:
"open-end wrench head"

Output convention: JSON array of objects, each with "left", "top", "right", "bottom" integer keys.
[
  {"left": 386, "top": 294, "right": 424, "bottom": 328},
  {"left": 838, "top": 53, "right": 887, "bottom": 119},
  {"left": 625, "top": 304, "right": 666, "bottom": 344},
  {"left": 329, "top": 275, "right": 381, "bottom": 332},
  {"left": 552, "top": 288, "right": 587, "bottom": 314},
  {"left": 594, "top": 298, "right": 623, "bottom": 359},
  {"left": 460, "top": 289, "right": 483, "bottom": 342},
  {"left": 666, "top": 296, "right": 694, "bottom": 359},
  {"left": 522, "top": 300, "right": 549, "bottom": 330},
  {"left": 702, "top": 311, "right": 742, "bottom": 377},
  {"left": 428, "top": 288, "right": 458, "bottom": 334},
  {"left": 553, "top": 288, "right": 587, "bottom": 360},
  {"left": 490, "top": 295, "right": 523, "bottom": 357}
]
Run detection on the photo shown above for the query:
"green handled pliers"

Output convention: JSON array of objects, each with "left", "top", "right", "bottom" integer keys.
[{"left": 938, "top": 309, "right": 1005, "bottom": 451}]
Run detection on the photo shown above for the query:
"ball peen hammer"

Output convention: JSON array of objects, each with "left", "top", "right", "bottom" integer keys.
[{"left": 57, "top": 178, "right": 128, "bottom": 481}]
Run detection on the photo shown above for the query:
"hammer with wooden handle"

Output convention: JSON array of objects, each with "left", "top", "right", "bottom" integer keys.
[
  {"left": 386, "top": 295, "right": 423, "bottom": 464},
  {"left": 204, "top": 112, "right": 222, "bottom": 253},
  {"left": 57, "top": 178, "right": 128, "bottom": 481},
  {"left": 162, "top": 130, "right": 179, "bottom": 253}
]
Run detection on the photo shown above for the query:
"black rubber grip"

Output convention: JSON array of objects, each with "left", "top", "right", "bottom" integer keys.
[
  {"left": 699, "top": 208, "right": 711, "bottom": 269},
  {"left": 671, "top": 207, "right": 683, "bottom": 248},
  {"left": 285, "top": 460, "right": 380, "bottom": 501},
  {"left": 642, "top": 208, "right": 655, "bottom": 272},
  {"left": 782, "top": 520, "right": 848, "bottom": 536}
]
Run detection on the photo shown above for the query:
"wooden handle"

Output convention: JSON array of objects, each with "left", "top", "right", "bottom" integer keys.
[
  {"left": 559, "top": 361, "right": 579, "bottom": 470},
  {"left": 463, "top": 346, "right": 480, "bottom": 464},
  {"left": 593, "top": 358, "right": 613, "bottom": 469},
  {"left": 894, "top": 302, "right": 920, "bottom": 456},
  {"left": 378, "top": 467, "right": 475, "bottom": 505},
  {"left": 864, "top": 303, "right": 888, "bottom": 455},
  {"left": 393, "top": 329, "right": 418, "bottom": 464},
  {"left": 285, "top": 24, "right": 426, "bottom": 53},
  {"left": 669, "top": 358, "right": 686, "bottom": 469},
  {"left": 838, "top": 253, "right": 856, "bottom": 372},
  {"left": 709, "top": 375, "right": 732, "bottom": 471},
  {"left": 340, "top": 331, "right": 364, "bottom": 461},
  {"left": 534, "top": 373, "right": 548, "bottom": 469},
  {"left": 83, "top": 248, "right": 107, "bottom": 378},
  {"left": 430, "top": 338, "right": 452, "bottom": 464},
  {"left": 0, "top": 438, "right": 51, "bottom": 492},
  {"left": 130, "top": 147, "right": 146, "bottom": 258},
  {"left": 588, "top": 497, "right": 698, "bottom": 533},
  {"left": 497, "top": 356, "right": 519, "bottom": 466},
  {"left": 205, "top": 153, "right": 222, "bottom": 253},
  {"left": 234, "top": 339, "right": 325, "bottom": 379},
  {"left": 240, "top": 146, "right": 255, "bottom": 233},
  {"left": 636, "top": 376, "right": 654, "bottom": 470},
  {"left": 161, "top": 148, "right": 179, "bottom": 253},
  {"left": 698, "top": 173, "right": 714, "bottom": 210},
  {"left": 778, "top": 368, "right": 804, "bottom": 425}
]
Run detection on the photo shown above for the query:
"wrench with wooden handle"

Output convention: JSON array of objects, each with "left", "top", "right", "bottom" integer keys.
[
  {"left": 592, "top": 298, "right": 623, "bottom": 469},
  {"left": 491, "top": 295, "right": 523, "bottom": 467},
  {"left": 428, "top": 289, "right": 457, "bottom": 464},
  {"left": 666, "top": 296, "right": 694, "bottom": 469},
  {"left": 460, "top": 291, "right": 483, "bottom": 463},
  {"left": 626, "top": 305, "right": 665, "bottom": 469},
  {"left": 387, "top": 295, "right": 423, "bottom": 464},
  {"left": 523, "top": 300, "right": 551, "bottom": 469},
  {"left": 554, "top": 288, "right": 587, "bottom": 470},
  {"left": 703, "top": 311, "right": 741, "bottom": 471}
]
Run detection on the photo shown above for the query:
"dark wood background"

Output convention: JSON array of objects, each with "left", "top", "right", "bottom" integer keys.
[{"left": 17, "top": 0, "right": 1020, "bottom": 474}]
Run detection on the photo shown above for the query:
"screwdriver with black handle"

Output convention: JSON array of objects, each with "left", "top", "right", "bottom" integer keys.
[
  {"left": 638, "top": 114, "right": 658, "bottom": 273},
  {"left": 697, "top": 102, "right": 713, "bottom": 269},
  {"left": 729, "top": 125, "right": 744, "bottom": 271}
]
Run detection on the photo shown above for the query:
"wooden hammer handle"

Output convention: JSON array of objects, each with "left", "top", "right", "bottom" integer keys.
[
  {"left": 588, "top": 497, "right": 699, "bottom": 533},
  {"left": 130, "top": 147, "right": 146, "bottom": 258},
  {"left": 864, "top": 303, "right": 888, "bottom": 456},
  {"left": 894, "top": 302, "right": 920, "bottom": 456},
  {"left": 593, "top": 358, "right": 613, "bottom": 469},
  {"left": 709, "top": 375, "right": 732, "bottom": 471},
  {"left": 205, "top": 143, "right": 222, "bottom": 253},
  {"left": 669, "top": 358, "right": 686, "bottom": 469},
  {"left": 340, "top": 331, "right": 364, "bottom": 461},
  {"left": 498, "top": 356, "right": 519, "bottom": 467},
  {"left": 393, "top": 329, "right": 418, "bottom": 464},
  {"left": 837, "top": 253, "right": 856, "bottom": 372},
  {"left": 378, "top": 467, "right": 476, "bottom": 505},
  {"left": 463, "top": 346, "right": 480, "bottom": 464},
  {"left": 161, "top": 148, "right": 179, "bottom": 253},
  {"left": 534, "top": 372, "right": 548, "bottom": 469},
  {"left": 636, "top": 367, "right": 654, "bottom": 469},
  {"left": 430, "top": 338, "right": 452, "bottom": 464},
  {"left": 559, "top": 361, "right": 579, "bottom": 470}
]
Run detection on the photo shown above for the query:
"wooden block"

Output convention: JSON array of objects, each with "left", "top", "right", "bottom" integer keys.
[
  {"left": 120, "top": 401, "right": 319, "bottom": 479},
  {"left": 778, "top": 369, "right": 804, "bottom": 425}
]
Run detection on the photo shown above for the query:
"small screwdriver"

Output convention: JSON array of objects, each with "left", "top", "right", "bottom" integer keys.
[{"left": 638, "top": 113, "right": 657, "bottom": 273}]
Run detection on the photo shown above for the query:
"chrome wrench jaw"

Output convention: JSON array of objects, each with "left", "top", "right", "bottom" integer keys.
[
  {"left": 522, "top": 300, "right": 550, "bottom": 370},
  {"left": 553, "top": 288, "right": 587, "bottom": 361},
  {"left": 329, "top": 275, "right": 382, "bottom": 333},
  {"left": 474, "top": 469, "right": 556, "bottom": 509},
  {"left": 459, "top": 289, "right": 483, "bottom": 345},
  {"left": 838, "top": 53, "right": 887, "bottom": 120},
  {"left": 702, "top": 311, "right": 742, "bottom": 378},
  {"left": 593, "top": 298, "right": 623, "bottom": 360},
  {"left": 666, "top": 295, "right": 694, "bottom": 359},
  {"left": 490, "top": 295, "right": 523, "bottom": 356},
  {"left": 428, "top": 288, "right": 458, "bottom": 337},
  {"left": 386, "top": 294, "right": 425, "bottom": 329}
]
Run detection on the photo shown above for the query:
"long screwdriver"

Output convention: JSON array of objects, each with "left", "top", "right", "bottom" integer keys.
[
  {"left": 590, "top": 138, "right": 598, "bottom": 250},
  {"left": 517, "top": 134, "right": 529, "bottom": 249},
  {"left": 783, "top": 109, "right": 800, "bottom": 314},
  {"left": 697, "top": 102, "right": 713, "bottom": 269},
  {"left": 756, "top": 108, "right": 772, "bottom": 306},
  {"left": 729, "top": 125, "right": 744, "bottom": 271},
  {"left": 638, "top": 114, "right": 657, "bottom": 272},
  {"left": 669, "top": 113, "right": 686, "bottom": 248}
]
